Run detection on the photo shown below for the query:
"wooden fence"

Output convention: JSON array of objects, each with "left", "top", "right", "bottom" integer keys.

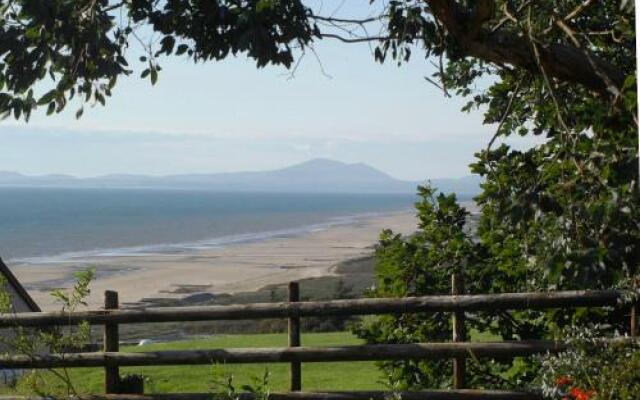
[{"left": 0, "top": 275, "right": 636, "bottom": 400}]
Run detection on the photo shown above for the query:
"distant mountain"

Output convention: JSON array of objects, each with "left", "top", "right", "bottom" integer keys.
[{"left": 0, "top": 159, "right": 481, "bottom": 195}]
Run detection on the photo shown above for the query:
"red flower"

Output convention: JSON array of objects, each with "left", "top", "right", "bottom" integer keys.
[
  {"left": 555, "top": 375, "right": 573, "bottom": 386},
  {"left": 569, "top": 387, "right": 596, "bottom": 400}
]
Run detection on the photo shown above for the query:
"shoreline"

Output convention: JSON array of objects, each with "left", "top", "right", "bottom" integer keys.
[
  {"left": 7, "top": 210, "right": 412, "bottom": 265},
  {"left": 13, "top": 211, "right": 418, "bottom": 311}
]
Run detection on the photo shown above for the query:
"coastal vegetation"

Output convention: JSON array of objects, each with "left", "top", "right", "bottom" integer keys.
[
  {"left": 536, "top": 328, "right": 640, "bottom": 400},
  {"left": 347, "top": 1, "right": 638, "bottom": 394},
  {"left": 355, "top": 186, "right": 640, "bottom": 391}
]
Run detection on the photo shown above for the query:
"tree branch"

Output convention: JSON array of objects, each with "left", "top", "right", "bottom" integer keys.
[
  {"left": 319, "top": 33, "right": 389, "bottom": 43},
  {"left": 310, "top": 15, "right": 383, "bottom": 25},
  {"left": 422, "top": 0, "right": 626, "bottom": 94}
]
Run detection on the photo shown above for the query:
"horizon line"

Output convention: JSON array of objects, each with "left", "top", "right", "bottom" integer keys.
[{"left": 0, "top": 158, "right": 477, "bottom": 182}]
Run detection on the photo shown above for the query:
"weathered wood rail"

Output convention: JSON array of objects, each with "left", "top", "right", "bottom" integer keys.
[
  {"left": 0, "top": 340, "right": 572, "bottom": 368},
  {"left": 0, "top": 289, "right": 623, "bottom": 327},
  {"left": 0, "top": 278, "right": 636, "bottom": 400}
]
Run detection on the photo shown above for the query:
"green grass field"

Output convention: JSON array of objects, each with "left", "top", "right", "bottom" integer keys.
[{"left": 14, "top": 332, "right": 387, "bottom": 395}]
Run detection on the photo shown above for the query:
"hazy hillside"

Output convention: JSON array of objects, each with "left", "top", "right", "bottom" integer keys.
[{"left": 0, "top": 159, "right": 481, "bottom": 195}]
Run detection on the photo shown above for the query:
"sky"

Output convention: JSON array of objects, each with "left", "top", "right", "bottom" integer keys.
[{"left": 0, "top": 2, "right": 536, "bottom": 181}]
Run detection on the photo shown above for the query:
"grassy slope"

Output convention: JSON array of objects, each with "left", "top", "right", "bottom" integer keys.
[
  {"left": 120, "top": 256, "right": 377, "bottom": 340},
  {"left": 16, "top": 332, "right": 386, "bottom": 394}
]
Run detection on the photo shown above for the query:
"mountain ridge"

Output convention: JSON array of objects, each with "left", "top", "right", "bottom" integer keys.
[{"left": 0, "top": 158, "right": 481, "bottom": 195}]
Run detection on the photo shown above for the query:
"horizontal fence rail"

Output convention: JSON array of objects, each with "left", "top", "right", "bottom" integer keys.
[
  {"left": 0, "top": 290, "right": 624, "bottom": 327},
  {"left": 0, "top": 390, "right": 544, "bottom": 400},
  {"left": 0, "top": 340, "right": 576, "bottom": 369}
]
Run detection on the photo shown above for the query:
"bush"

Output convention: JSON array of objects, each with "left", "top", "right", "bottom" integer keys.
[{"left": 536, "top": 327, "right": 640, "bottom": 400}]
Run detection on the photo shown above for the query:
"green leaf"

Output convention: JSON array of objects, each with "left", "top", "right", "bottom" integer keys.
[
  {"left": 176, "top": 44, "right": 189, "bottom": 56},
  {"left": 256, "top": 0, "right": 274, "bottom": 12},
  {"left": 37, "top": 89, "right": 57, "bottom": 105},
  {"left": 95, "top": 92, "right": 105, "bottom": 106},
  {"left": 25, "top": 26, "right": 40, "bottom": 40},
  {"left": 160, "top": 36, "right": 175, "bottom": 54},
  {"left": 12, "top": 104, "right": 21, "bottom": 120}
]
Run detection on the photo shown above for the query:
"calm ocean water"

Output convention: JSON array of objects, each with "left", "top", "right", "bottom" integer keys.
[{"left": 0, "top": 188, "right": 415, "bottom": 263}]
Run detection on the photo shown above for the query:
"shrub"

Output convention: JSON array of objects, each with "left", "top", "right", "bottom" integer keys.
[{"left": 536, "top": 327, "right": 640, "bottom": 400}]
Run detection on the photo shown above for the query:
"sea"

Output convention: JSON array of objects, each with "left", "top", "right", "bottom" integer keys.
[{"left": 0, "top": 187, "right": 416, "bottom": 264}]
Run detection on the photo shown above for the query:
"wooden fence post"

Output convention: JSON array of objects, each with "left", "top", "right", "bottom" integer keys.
[
  {"left": 451, "top": 274, "right": 466, "bottom": 389},
  {"left": 288, "top": 282, "right": 301, "bottom": 391},
  {"left": 631, "top": 280, "right": 638, "bottom": 338},
  {"left": 631, "top": 303, "right": 637, "bottom": 338},
  {"left": 104, "top": 290, "right": 120, "bottom": 394}
]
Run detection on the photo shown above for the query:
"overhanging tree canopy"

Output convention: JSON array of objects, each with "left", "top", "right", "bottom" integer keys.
[{"left": 0, "top": 0, "right": 634, "bottom": 119}]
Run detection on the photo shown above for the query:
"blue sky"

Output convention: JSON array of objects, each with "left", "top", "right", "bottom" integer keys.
[{"left": 0, "top": 2, "right": 534, "bottom": 181}]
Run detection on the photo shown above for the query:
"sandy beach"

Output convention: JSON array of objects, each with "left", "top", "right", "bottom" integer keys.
[{"left": 12, "top": 212, "right": 417, "bottom": 311}]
